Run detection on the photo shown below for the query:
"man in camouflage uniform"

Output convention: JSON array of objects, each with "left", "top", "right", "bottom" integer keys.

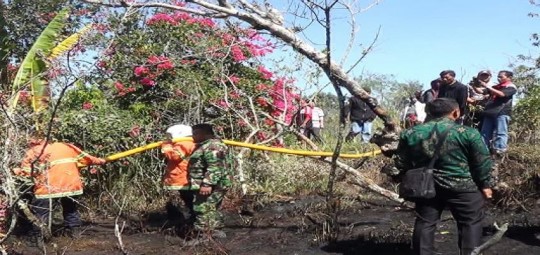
[
  {"left": 393, "top": 98, "right": 493, "bottom": 255},
  {"left": 188, "top": 123, "right": 233, "bottom": 238}
]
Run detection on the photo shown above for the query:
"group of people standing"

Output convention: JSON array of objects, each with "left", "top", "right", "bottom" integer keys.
[
  {"left": 8, "top": 123, "right": 232, "bottom": 246},
  {"left": 298, "top": 100, "right": 325, "bottom": 143},
  {"left": 393, "top": 69, "right": 519, "bottom": 255},
  {"left": 296, "top": 91, "right": 379, "bottom": 145},
  {"left": 405, "top": 69, "right": 517, "bottom": 155}
]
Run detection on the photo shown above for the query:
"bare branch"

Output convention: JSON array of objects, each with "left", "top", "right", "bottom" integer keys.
[
  {"left": 360, "top": 0, "right": 384, "bottom": 12},
  {"left": 471, "top": 222, "right": 509, "bottom": 255},
  {"left": 81, "top": 0, "right": 225, "bottom": 17},
  {"left": 338, "top": 1, "right": 357, "bottom": 66}
]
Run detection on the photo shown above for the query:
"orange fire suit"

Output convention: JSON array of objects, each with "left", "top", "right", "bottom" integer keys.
[
  {"left": 16, "top": 141, "right": 104, "bottom": 199},
  {"left": 161, "top": 141, "right": 196, "bottom": 190}
]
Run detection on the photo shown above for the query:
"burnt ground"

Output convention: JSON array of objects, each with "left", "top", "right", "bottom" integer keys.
[{"left": 5, "top": 195, "right": 540, "bottom": 255}]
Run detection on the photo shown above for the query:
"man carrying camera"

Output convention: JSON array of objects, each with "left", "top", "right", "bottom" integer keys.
[
  {"left": 478, "top": 70, "right": 518, "bottom": 155},
  {"left": 466, "top": 70, "right": 493, "bottom": 129}
]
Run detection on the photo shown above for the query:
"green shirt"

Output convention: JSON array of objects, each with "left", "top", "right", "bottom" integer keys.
[
  {"left": 394, "top": 118, "right": 493, "bottom": 192},
  {"left": 188, "top": 138, "right": 233, "bottom": 189}
]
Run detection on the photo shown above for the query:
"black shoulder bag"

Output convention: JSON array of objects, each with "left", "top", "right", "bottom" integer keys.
[{"left": 399, "top": 125, "right": 453, "bottom": 201}]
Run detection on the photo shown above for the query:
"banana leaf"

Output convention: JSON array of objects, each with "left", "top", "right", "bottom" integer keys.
[
  {"left": 10, "top": 7, "right": 70, "bottom": 112},
  {"left": 49, "top": 24, "right": 92, "bottom": 59}
]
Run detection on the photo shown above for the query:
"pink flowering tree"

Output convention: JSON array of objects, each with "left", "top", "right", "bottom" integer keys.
[{"left": 58, "top": 7, "right": 305, "bottom": 166}]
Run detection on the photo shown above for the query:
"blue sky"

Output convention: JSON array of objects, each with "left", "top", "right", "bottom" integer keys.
[{"left": 272, "top": 0, "right": 539, "bottom": 91}]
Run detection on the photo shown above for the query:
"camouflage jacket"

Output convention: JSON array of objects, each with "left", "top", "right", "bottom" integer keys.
[
  {"left": 188, "top": 138, "right": 233, "bottom": 189},
  {"left": 394, "top": 118, "right": 493, "bottom": 192}
]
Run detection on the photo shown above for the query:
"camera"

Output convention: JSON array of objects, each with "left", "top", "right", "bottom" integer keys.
[{"left": 469, "top": 76, "right": 482, "bottom": 87}]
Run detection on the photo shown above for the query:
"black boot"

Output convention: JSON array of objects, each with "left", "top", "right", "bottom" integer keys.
[
  {"left": 64, "top": 226, "right": 82, "bottom": 239},
  {"left": 26, "top": 228, "right": 45, "bottom": 248}
]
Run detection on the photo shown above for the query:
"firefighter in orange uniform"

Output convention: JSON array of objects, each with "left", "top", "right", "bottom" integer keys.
[
  {"left": 161, "top": 124, "right": 197, "bottom": 227},
  {"left": 14, "top": 136, "right": 106, "bottom": 240}
]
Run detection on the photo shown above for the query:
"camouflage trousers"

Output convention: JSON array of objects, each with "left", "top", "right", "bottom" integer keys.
[
  {"left": 193, "top": 189, "right": 227, "bottom": 231},
  {"left": 0, "top": 194, "right": 7, "bottom": 235}
]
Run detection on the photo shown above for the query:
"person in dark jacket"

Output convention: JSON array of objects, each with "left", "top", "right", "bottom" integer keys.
[
  {"left": 421, "top": 79, "right": 441, "bottom": 103},
  {"left": 439, "top": 70, "right": 469, "bottom": 123},
  {"left": 344, "top": 88, "right": 377, "bottom": 143},
  {"left": 394, "top": 98, "right": 493, "bottom": 255}
]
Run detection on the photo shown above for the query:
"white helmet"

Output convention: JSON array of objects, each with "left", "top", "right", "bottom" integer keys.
[{"left": 166, "top": 124, "right": 192, "bottom": 139}]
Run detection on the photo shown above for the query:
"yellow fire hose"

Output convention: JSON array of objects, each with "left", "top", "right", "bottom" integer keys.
[{"left": 101, "top": 137, "right": 381, "bottom": 163}]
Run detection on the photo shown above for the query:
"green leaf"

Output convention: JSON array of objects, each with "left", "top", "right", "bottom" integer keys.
[
  {"left": 11, "top": 7, "right": 70, "bottom": 111},
  {"left": 0, "top": 3, "right": 13, "bottom": 86}
]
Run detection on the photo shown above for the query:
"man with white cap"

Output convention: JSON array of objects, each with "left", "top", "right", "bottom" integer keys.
[{"left": 161, "top": 124, "right": 197, "bottom": 230}]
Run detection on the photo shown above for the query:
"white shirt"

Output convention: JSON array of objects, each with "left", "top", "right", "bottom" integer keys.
[
  {"left": 414, "top": 101, "right": 426, "bottom": 122},
  {"left": 311, "top": 107, "right": 325, "bottom": 128}
]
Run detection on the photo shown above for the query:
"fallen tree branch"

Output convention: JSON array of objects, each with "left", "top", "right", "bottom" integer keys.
[
  {"left": 471, "top": 222, "right": 509, "bottom": 255},
  {"left": 315, "top": 156, "right": 403, "bottom": 204},
  {"left": 17, "top": 200, "right": 51, "bottom": 240},
  {"left": 115, "top": 219, "right": 128, "bottom": 255},
  {"left": 114, "top": 201, "right": 129, "bottom": 255}
]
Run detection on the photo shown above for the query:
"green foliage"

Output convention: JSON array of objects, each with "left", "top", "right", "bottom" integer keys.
[
  {"left": 0, "top": 4, "right": 11, "bottom": 87},
  {"left": 510, "top": 55, "right": 540, "bottom": 142},
  {"left": 354, "top": 73, "right": 423, "bottom": 123},
  {"left": 11, "top": 7, "right": 70, "bottom": 112},
  {"left": 1, "top": 1, "right": 92, "bottom": 60},
  {"left": 513, "top": 85, "right": 540, "bottom": 136},
  {"left": 50, "top": 9, "right": 283, "bottom": 212}
]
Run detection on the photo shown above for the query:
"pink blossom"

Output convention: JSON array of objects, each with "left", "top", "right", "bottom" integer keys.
[
  {"left": 172, "top": 12, "right": 193, "bottom": 22},
  {"left": 196, "top": 18, "right": 215, "bottom": 27},
  {"left": 140, "top": 78, "right": 156, "bottom": 87},
  {"left": 217, "top": 100, "right": 230, "bottom": 109},
  {"left": 89, "top": 167, "right": 98, "bottom": 174},
  {"left": 255, "top": 83, "right": 268, "bottom": 91},
  {"left": 114, "top": 81, "right": 125, "bottom": 91},
  {"left": 175, "top": 89, "right": 186, "bottom": 97},
  {"left": 256, "top": 97, "right": 269, "bottom": 107},
  {"left": 147, "top": 13, "right": 177, "bottom": 26},
  {"left": 238, "top": 119, "right": 247, "bottom": 127},
  {"left": 129, "top": 125, "right": 141, "bottom": 137},
  {"left": 174, "top": 1, "right": 186, "bottom": 7},
  {"left": 228, "top": 75, "right": 240, "bottom": 84},
  {"left": 180, "top": 59, "right": 197, "bottom": 65},
  {"left": 220, "top": 33, "right": 234, "bottom": 45},
  {"left": 157, "top": 60, "right": 174, "bottom": 70},
  {"left": 256, "top": 131, "right": 267, "bottom": 141},
  {"left": 257, "top": 66, "right": 273, "bottom": 80},
  {"left": 230, "top": 45, "right": 246, "bottom": 62},
  {"left": 264, "top": 118, "right": 275, "bottom": 126},
  {"left": 47, "top": 66, "right": 64, "bottom": 79},
  {"left": 269, "top": 77, "right": 299, "bottom": 125},
  {"left": 97, "top": 61, "right": 107, "bottom": 68},
  {"left": 7, "top": 64, "right": 18, "bottom": 71},
  {"left": 82, "top": 102, "right": 93, "bottom": 110},
  {"left": 134, "top": 66, "right": 149, "bottom": 77},
  {"left": 19, "top": 90, "right": 30, "bottom": 103},
  {"left": 271, "top": 140, "right": 284, "bottom": 148},
  {"left": 147, "top": 56, "right": 161, "bottom": 65},
  {"left": 229, "top": 90, "right": 241, "bottom": 99}
]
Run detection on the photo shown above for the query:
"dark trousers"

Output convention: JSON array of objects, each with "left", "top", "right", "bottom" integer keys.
[
  {"left": 413, "top": 189, "right": 485, "bottom": 255},
  {"left": 166, "top": 190, "right": 195, "bottom": 224},
  {"left": 32, "top": 196, "right": 81, "bottom": 228},
  {"left": 304, "top": 127, "right": 323, "bottom": 143}
]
